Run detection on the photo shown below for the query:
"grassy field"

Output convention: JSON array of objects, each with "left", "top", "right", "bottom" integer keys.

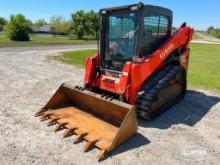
[
  {"left": 53, "top": 43, "right": 220, "bottom": 92},
  {"left": 50, "top": 49, "right": 97, "bottom": 67},
  {"left": 188, "top": 43, "right": 220, "bottom": 92},
  {"left": 0, "top": 33, "right": 96, "bottom": 48}
]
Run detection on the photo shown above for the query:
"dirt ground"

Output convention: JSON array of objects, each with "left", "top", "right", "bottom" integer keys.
[
  {"left": 0, "top": 45, "right": 219, "bottom": 165},
  {"left": 192, "top": 32, "right": 220, "bottom": 44}
]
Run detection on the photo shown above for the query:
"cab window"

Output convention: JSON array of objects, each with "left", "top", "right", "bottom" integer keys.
[{"left": 144, "top": 15, "right": 169, "bottom": 37}]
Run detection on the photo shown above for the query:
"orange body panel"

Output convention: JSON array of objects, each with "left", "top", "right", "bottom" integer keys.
[{"left": 84, "top": 26, "right": 194, "bottom": 105}]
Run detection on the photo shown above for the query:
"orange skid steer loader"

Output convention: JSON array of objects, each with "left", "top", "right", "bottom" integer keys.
[{"left": 35, "top": 2, "right": 193, "bottom": 160}]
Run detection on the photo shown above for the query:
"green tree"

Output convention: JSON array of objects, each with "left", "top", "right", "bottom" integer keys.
[
  {"left": 207, "top": 26, "right": 214, "bottom": 33},
  {"left": 0, "top": 17, "right": 7, "bottom": 31},
  {"left": 34, "top": 19, "right": 47, "bottom": 26},
  {"left": 27, "top": 19, "right": 33, "bottom": 26},
  {"left": 50, "top": 16, "right": 70, "bottom": 35},
  {"left": 70, "top": 10, "right": 89, "bottom": 39},
  {"left": 207, "top": 26, "right": 217, "bottom": 36},
  {"left": 5, "top": 14, "right": 31, "bottom": 41},
  {"left": 87, "top": 11, "right": 100, "bottom": 39},
  {"left": 216, "top": 29, "right": 220, "bottom": 38}
]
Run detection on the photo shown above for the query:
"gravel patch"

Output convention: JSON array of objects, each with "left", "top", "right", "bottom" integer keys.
[{"left": 0, "top": 45, "right": 219, "bottom": 165}]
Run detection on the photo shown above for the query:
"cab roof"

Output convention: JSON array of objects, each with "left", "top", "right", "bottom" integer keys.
[{"left": 100, "top": 2, "right": 172, "bottom": 17}]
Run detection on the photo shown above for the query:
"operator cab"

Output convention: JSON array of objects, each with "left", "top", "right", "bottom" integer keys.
[{"left": 99, "top": 2, "right": 172, "bottom": 73}]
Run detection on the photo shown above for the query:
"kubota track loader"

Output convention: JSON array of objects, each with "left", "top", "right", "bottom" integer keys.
[{"left": 35, "top": 2, "right": 193, "bottom": 160}]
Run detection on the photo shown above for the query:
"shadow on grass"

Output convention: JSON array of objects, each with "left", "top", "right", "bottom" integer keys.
[{"left": 139, "top": 90, "right": 220, "bottom": 129}]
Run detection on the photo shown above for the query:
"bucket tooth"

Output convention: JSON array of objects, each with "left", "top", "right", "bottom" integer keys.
[
  {"left": 40, "top": 113, "right": 52, "bottom": 121},
  {"left": 83, "top": 140, "right": 97, "bottom": 152},
  {"left": 73, "top": 132, "right": 88, "bottom": 144},
  {"left": 47, "top": 117, "right": 60, "bottom": 126},
  {"left": 54, "top": 122, "right": 68, "bottom": 132},
  {"left": 62, "top": 128, "right": 76, "bottom": 138},
  {"left": 35, "top": 112, "right": 44, "bottom": 117},
  {"left": 96, "top": 150, "right": 106, "bottom": 161},
  {"left": 35, "top": 109, "right": 46, "bottom": 117}
]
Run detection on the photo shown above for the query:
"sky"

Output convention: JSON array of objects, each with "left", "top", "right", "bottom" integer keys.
[{"left": 0, "top": 0, "right": 219, "bottom": 30}]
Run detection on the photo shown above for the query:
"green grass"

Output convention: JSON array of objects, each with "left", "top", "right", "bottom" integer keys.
[
  {"left": 51, "top": 43, "right": 220, "bottom": 92},
  {"left": 0, "top": 33, "right": 96, "bottom": 48},
  {"left": 50, "top": 49, "right": 97, "bottom": 67},
  {"left": 188, "top": 43, "right": 220, "bottom": 92}
]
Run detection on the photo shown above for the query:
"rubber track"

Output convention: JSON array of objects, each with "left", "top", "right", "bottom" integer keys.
[{"left": 136, "top": 65, "right": 181, "bottom": 119}]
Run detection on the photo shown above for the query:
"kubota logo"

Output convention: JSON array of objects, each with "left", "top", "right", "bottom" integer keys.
[{"left": 160, "top": 43, "right": 174, "bottom": 59}]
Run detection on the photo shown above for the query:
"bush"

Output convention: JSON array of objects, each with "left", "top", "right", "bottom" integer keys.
[
  {"left": 50, "top": 16, "right": 70, "bottom": 35},
  {"left": 207, "top": 26, "right": 214, "bottom": 34},
  {"left": 206, "top": 26, "right": 220, "bottom": 38},
  {"left": 0, "top": 17, "right": 7, "bottom": 31},
  {"left": 0, "top": 25, "right": 3, "bottom": 31},
  {"left": 70, "top": 10, "right": 88, "bottom": 39},
  {"left": 216, "top": 29, "right": 220, "bottom": 38},
  {"left": 70, "top": 10, "right": 100, "bottom": 39},
  {"left": 86, "top": 11, "right": 100, "bottom": 39},
  {"left": 34, "top": 19, "right": 47, "bottom": 26},
  {"left": 5, "top": 14, "right": 32, "bottom": 41}
]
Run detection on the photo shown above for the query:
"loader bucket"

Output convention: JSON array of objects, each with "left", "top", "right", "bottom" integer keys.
[{"left": 35, "top": 83, "right": 137, "bottom": 160}]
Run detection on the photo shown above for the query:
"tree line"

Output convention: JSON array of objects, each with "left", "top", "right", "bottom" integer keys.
[
  {"left": 207, "top": 26, "right": 220, "bottom": 38},
  {"left": 0, "top": 10, "right": 100, "bottom": 41}
]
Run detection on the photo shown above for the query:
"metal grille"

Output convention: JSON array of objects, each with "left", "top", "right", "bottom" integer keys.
[
  {"left": 159, "top": 16, "right": 168, "bottom": 35},
  {"left": 104, "top": 12, "right": 137, "bottom": 71},
  {"left": 144, "top": 15, "right": 159, "bottom": 35},
  {"left": 144, "top": 15, "right": 168, "bottom": 37},
  {"left": 109, "top": 16, "right": 134, "bottom": 38}
]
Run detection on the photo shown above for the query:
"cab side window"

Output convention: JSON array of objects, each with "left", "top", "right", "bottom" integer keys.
[
  {"left": 159, "top": 16, "right": 169, "bottom": 35},
  {"left": 144, "top": 15, "right": 169, "bottom": 37},
  {"left": 141, "top": 14, "right": 169, "bottom": 56}
]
